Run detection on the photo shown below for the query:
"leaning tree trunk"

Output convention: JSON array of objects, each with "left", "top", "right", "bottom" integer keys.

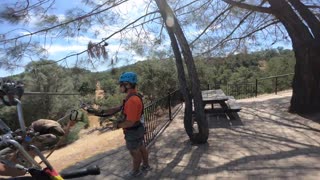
[
  {"left": 268, "top": 0, "right": 320, "bottom": 114},
  {"left": 166, "top": 21, "right": 194, "bottom": 138},
  {"left": 155, "top": 0, "right": 208, "bottom": 143},
  {"left": 171, "top": 12, "right": 208, "bottom": 144}
]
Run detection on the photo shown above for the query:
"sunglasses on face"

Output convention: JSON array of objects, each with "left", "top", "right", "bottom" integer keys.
[{"left": 119, "top": 83, "right": 128, "bottom": 87}]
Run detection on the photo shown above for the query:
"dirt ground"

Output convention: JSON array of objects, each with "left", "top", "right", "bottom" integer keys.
[{"left": 38, "top": 115, "right": 125, "bottom": 173}]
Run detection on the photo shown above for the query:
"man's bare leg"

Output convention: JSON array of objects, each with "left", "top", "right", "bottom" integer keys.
[
  {"left": 129, "top": 149, "right": 142, "bottom": 171},
  {"left": 140, "top": 145, "right": 149, "bottom": 166}
]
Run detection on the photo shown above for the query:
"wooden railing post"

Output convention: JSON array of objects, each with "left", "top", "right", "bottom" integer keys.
[
  {"left": 275, "top": 77, "right": 278, "bottom": 95},
  {"left": 255, "top": 79, "right": 258, "bottom": 97},
  {"left": 168, "top": 91, "right": 172, "bottom": 120}
]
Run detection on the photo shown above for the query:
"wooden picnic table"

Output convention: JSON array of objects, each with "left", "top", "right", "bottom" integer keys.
[
  {"left": 202, "top": 89, "right": 228, "bottom": 102},
  {"left": 201, "top": 89, "right": 241, "bottom": 120}
]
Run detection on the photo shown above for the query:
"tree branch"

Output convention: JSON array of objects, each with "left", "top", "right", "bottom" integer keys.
[
  {"left": 192, "top": 0, "right": 272, "bottom": 49},
  {"left": 200, "top": 19, "right": 280, "bottom": 55},
  {"left": 34, "top": 10, "right": 159, "bottom": 66},
  {"left": 190, "top": 5, "right": 233, "bottom": 46},
  {"left": 288, "top": 0, "right": 320, "bottom": 40},
  {"left": 0, "top": 0, "right": 129, "bottom": 43},
  {"left": 11, "top": 0, "right": 205, "bottom": 67},
  {"left": 193, "top": 8, "right": 256, "bottom": 51},
  {"left": 222, "top": 0, "right": 273, "bottom": 14},
  {"left": 0, "top": 0, "right": 212, "bottom": 45},
  {"left": 307, "top": 5, "right": 320, "bottom": 9}
]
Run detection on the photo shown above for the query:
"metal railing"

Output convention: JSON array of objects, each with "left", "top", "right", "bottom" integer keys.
[
  {"left": 206, "top": 73, "right": 294, "bottom": 99},
  {"left": 256, "top": 73, "right": 294, "bottom": 96},
  {"left": 225, "top": 83, "right": 256, "bottom": 99},
  {"left": 143, "top": 89, "right": 183, "bottom": 146}
]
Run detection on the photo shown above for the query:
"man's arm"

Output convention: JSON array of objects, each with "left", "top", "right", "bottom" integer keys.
[
  {"left": 87, "top": 106, "right": 122, "bottom": 117},
  {"left": 117, "top": 120, "right": 136, "bottom": 129}
]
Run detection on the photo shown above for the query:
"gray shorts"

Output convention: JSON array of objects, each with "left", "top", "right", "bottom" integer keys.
[{"left": 124, "top": 125, "right": 145, "bottom": 150}]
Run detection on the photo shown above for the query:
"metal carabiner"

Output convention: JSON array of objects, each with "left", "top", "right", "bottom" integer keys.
[{"left": 69, "top": 110, "right": 79, "bottom": 122}]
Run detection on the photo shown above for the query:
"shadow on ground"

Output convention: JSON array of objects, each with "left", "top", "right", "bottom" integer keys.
[
  {"left": 207, "top": 113, "right": 244, "bottom": 129},
  {"left": 62, "top": 95, "right": 320, "bottom": 179}
]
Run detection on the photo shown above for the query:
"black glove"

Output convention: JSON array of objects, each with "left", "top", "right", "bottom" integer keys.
[{"left": 80, "top": 103, "right": 97, "bottom": 114}]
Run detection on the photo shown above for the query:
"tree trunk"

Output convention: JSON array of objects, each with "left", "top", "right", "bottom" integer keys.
[
  {"left": 167, "top": 22, "right": 194, "bottom": 138},
  {"left": 268, "top": 0, "right": 320, "bottom": 114},
  {"left": 155, "top": 0, "right": 208, "bottom": 143},
  {"left": 290, "top": 46, "right": 320, "bottom": 113},
  {"left": 171, "top": 15, "right": 208, "bottom": 144},
  {"left": 175, "top": 22, "right": 209, "bottom": 144}
]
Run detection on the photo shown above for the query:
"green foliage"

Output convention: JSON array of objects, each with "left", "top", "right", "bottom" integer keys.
[
  {"left": 0, "top": 106, "right": 18, "bottom": 131},
  {"left": 78, "top": 110, "right": 89, "bottom": 126},
  {"left": 99, "top": 78, "right": 118, "bottom": 95},
  {"left": 134, "top": 59, "right": 178, "bottom": 101},
  {"left": 266, "top": 54, "right": 295, "bottom": 76},
  {"left": 63, "top": 122, "right": 86, "bottom": 145},
  {"left": 95, "top": 93, "right": 125, "bottom": 109},
  {"left": 62, "top": 110, "right": 89, "bottom": 145},
  {"left": 78, "top": 82, "right": 95, "bottom": 96}
]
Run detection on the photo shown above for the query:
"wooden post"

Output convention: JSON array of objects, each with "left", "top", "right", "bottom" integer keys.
[
  {"left": 275, "top": 77, "right": 278, "bottom": 95},
  {"left": 255, "top": 79, "right": 258, "bottom": 97},
  {"left": 168, "top": 92, "right": 172, "bottom": 120}
]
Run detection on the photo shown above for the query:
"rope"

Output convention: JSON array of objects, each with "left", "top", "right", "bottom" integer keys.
[
  {"left": 39, "top": 121, "right": 75, "bottom": 165},
  {"left": 39, "top": 108, "right": 83, "bottom": 165}
]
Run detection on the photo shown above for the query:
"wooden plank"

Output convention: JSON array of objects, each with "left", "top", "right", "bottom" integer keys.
[
  {"left": 203, "top": 99, "right": 228, "bottom": 104},
  {"left": 204, "top": 108, "right": 240, "bottom": 113},
  {"left": 202, "top": 89, "right": 228, "bottom": 102},
  {"left": 227, "top": 112, "right": 241, "bottom": 121},
  {"left": 227, "top": 96, "right": 241, "bottom": 110}
]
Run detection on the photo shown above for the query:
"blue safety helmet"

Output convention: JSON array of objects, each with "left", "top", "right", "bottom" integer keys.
[{"left": 119, "top": 72, "right": 138, "bottom": 84}]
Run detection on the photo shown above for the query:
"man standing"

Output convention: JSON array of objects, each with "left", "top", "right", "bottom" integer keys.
[{"left": 85, "top": 72, "right": 151, "bottom": 177}]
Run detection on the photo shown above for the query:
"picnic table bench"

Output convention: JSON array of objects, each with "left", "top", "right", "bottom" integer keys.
[{"left": 201, "top": 89, "right": 241, "bottom": 120}]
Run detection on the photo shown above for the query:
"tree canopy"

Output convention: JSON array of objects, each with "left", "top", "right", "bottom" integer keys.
[{"left": 1, "top": 0, "right": 315, "bottom": 70}]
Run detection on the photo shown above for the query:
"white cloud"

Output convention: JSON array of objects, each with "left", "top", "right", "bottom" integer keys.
[
  {"left": 211, "top": 24, "right": 222, "bottom": 30},
  {"left": 45, "top": 42, "right": 124, "bottom": 58},
  {"left": 113, "top": 0, "right": 148, "bottom": 15},
  {"left": 46, "top": 44, "right": 86, "bottom": 54},
  {"left": 64, "top": 36, "right": 98, "bottom": 45},
  {"left": 27, "top": 13, "right": 66, "bottom": 29}
]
